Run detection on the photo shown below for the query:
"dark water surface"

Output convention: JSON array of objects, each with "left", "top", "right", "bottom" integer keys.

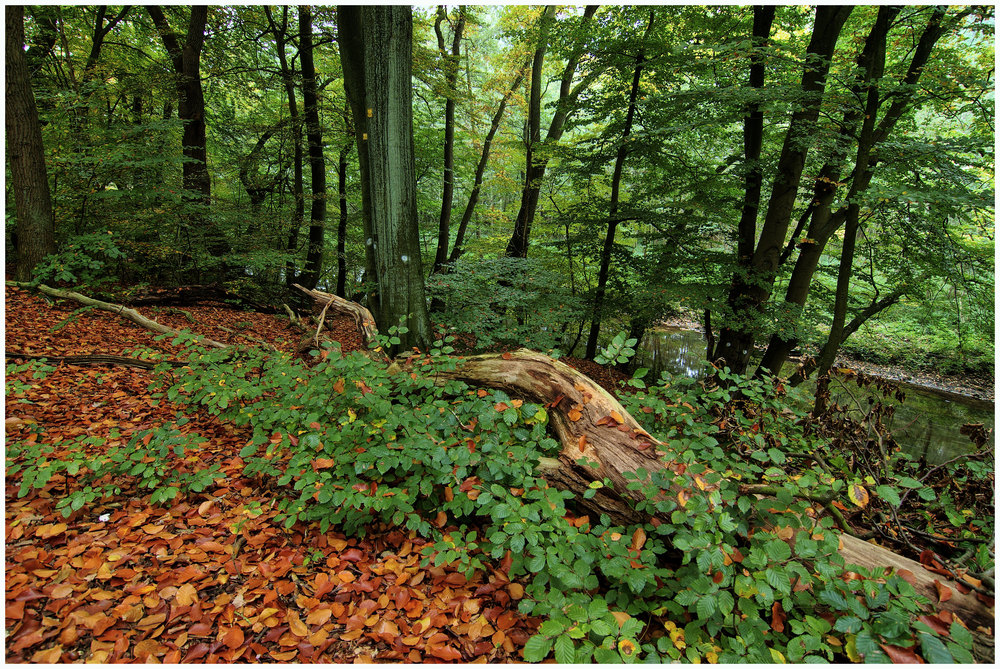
[{"left": 633, "top": 327, "right": 994, "bottom": 464}]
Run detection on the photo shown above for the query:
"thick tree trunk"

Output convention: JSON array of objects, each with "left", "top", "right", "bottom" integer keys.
[
  {"left": 340, "top": 5, "right": 432, "bottom": 352},
  {"left": 5, "top": 5, "right": 57, "bottom": 282},
  {"left": 585, "top": 10, "right": 654, "bottom": 360},
  {"left": 299, "top": 5, "right": 326, "bottom": 291}
]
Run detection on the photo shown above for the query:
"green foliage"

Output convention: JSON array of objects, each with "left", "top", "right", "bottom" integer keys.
[
  {"left": 5, "top": 359, "right": 57, "bottom": 398},
  {"left": 426, "top": 257, "right": 584, "bottom": 353},
  {"left": 31, "top": 232, "right": 126, "bottom": 287},
  {"left": 594, "top": 331, "right": 637, "bottom": 366},
  {"left": 7, "top": 423, "right": 225, "bottom": 517}
]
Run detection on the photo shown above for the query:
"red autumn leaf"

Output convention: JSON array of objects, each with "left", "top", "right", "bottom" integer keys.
[
  {"left": 896, "top": 568, "right": 917, "bottom": 587},
  {"left": 222, "top": 626, "right": 244, "bottom": 649},
  {"left": 879, "top": 643, "right": 924, "bottom": 664},
  {"left": 494, "top": 402, "right": 509, "bottom": 412},
  {"left": 314, "top": 458, "right": 335, "bottom": 469},
  {"left": 501, "top": 352, "right": 512, "bottom": 360},
  {"left": 568, "top": 409, "right": 582, "bottom": 422},
  {"left": 933, "top": 580, "right": 952, "bottom": 603},
  {"left": 917, "top": 614, "right": 950, "bottom": 636},
  {"left": 771, "top": 601, "right": 786, "bottom": 633},
  {"left": 427, "top": 644, "right": 463, "bottom": 661},
  {"left": 713, "top": 570, "right": 724, "bottom": 584}
]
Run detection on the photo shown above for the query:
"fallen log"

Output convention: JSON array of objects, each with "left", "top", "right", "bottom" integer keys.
[
  {"left": 298, "top": 287, "right": 995, "bottom": 650},
  {"left": 8, "top": 282, "right": 228, "bottom": 349},
  {"left": 5, "top": 352, "right": 184, "bottom": 369}
]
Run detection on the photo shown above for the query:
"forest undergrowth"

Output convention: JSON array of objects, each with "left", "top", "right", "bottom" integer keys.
[{"left": 5, "top": 284, "right": 993, "bottom": 664}]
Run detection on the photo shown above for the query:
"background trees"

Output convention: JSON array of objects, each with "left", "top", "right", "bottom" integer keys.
[{"left": 5, "top": 4, "right": 993, "bottom": 378}]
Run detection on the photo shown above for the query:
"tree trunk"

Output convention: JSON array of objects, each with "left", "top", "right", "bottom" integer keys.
[
  {"left": 585, "top": 9, "right": 654, "bottom": 360},
  {"left": 431, "top": 5, "right": 466, "bottom": 274},
  {"left": 340, "top": 5, "right": 432, "bottom": 353},
  {"left": 505, "top": 6, "right": 599, "bottom": 259},
  {"left": 734, "top": 6, "right": 775, "bottom": 266},
  {"left": 6, "top": 5, "right": 57, "bottom": 282},
  {"left": 335, "top": 139, "right": 351, "bottom": 298},
  {"left": 447, "top": 65, "right": 527, "bottom": 266},
  {"left": 297, "top": 286, "right": 996, "bottom": 638},
  {"left": 264, "top": 7, "right": 306, "bottom": 289},
  {"left": 298, "top": 5, "right": 326, "bottom": 290},
  {"left": 337, "top": 6, "right": 378, "bottom": 303},
  {"left": 147, "top": 6, "right": 229, "bottom": 270},
  {"left": 715, "top": 6, "right": 853, "bottom": 374}
]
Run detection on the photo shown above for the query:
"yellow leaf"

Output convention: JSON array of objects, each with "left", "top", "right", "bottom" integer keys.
[
  {"left": 769, "top": 648, "right": 786, "bottom": 664},
  {"left": 848, "top": 484, "right": 869, "bottom": 508}
]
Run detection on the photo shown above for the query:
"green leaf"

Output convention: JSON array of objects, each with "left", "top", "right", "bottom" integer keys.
[
  {"left": 918, "top": 631, "right": 953, "bottom": 663},
  {"left": 522, "top": 634, "right": 553, "bottom": 662},
  {"left": 554, "top": 633, "right": 576, "bottom": 664},
  {"left": 874, "top": 484, "right": 900, "bottom": 506},
  {"left": 696, "top": 595, "right": 717, "bottom": 621}
]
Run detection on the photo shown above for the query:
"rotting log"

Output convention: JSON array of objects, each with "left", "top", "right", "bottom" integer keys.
[
  {"left": 298, "top": 288, "right": 995, "bottom": 647},
  {"left": 5, "top": 352, "right": 184, "bottom": 369},
  {"left": 8, "top": 282, "right": 228, "bottom": 348}
]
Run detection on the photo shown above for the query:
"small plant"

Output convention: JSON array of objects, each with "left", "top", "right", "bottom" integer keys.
[
  {"left": 594, "top": 331, "right": 637, "bottom": 365},
  {"left": 31, "top": 231, "right": 126, "bottom": 287}
]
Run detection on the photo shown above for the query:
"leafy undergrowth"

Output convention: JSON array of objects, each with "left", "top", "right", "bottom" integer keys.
[{"left": 5, "top": 285, "right": 537, "bottom": 663}]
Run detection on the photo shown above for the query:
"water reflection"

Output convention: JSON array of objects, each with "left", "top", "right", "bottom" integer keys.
[{"left": 631, "top": 327, "right": 994, "bottom": 464}]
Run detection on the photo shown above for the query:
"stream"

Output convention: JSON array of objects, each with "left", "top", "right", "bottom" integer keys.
[{"left": 632, "top": 327, "right": 995, "bottom": 465}]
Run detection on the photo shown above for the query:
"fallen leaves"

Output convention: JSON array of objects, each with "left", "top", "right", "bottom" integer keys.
[{"left": 4, "top": 286, "right": 538, "bottom": 663}]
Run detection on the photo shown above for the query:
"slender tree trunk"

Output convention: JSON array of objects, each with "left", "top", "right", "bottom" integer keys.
[
  {"left": 715, "top": 6, "right": 853, "bottom": 374},
  {"left": 432, "top": 6, "right": 466, "bottom": 274},
  {"left": 340, "top": 5, "right": 432, "bottom": 352},
  {"left": 298, "top": 5, "right": 326, "bottom": 290},
  {"left": 735, "top": 6, "right": 775, "bottom": 265},
  {"left": 448, "top": 66, "right": 527, "bottom": 265},
  {"left": 585, "top": 10, "right": 655, "bottom": 360},
  {"left": 335, "top": 140, "right": 351, "bottom": 297},
  {"left": 757, "top": 6, "right": 952, "bottom": 377},
  {"left": 264, "top": 7, "right": 305, "bottom": 288},
  {"left": 6, "top": 5, "right": 57, "bottom": 281},
  {"left": 147, "top": 6, "right": 228, "bottom": 276},
  {"left": 811, "top": 203, "right": 862, "bottom": 379},
  {"left": 758, "top": 6, "right": 896, "bottom": 376},
  {"left": 505, "top": 5, "right": 599, "bottom": 259}
]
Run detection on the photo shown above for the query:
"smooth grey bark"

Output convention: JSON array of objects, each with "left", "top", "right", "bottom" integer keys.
[
  {"left": 340, "top": 5, "right": 431, "bottom": 352},
  {"left": 6, "top": 5, "right": 57, "bottom": 281}
]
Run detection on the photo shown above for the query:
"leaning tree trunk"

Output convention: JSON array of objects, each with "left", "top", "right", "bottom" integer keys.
[{"left": 296, "top": 285, "right": 995, "bottom": 639}]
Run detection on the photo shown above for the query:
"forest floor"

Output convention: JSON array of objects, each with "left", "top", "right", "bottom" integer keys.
[
  {"left": 4, "top": 284, "right": 565, "bottom": 663},
  {"left": 658, "top": 316, "right": 995, "bottom": 403}
]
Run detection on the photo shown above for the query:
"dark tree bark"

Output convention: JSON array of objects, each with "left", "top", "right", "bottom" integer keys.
[
  {"left": 757, "top": 6, "right": 955, "bottom": 378},
  {"left": 431, "top": 5, "right": 467, "bottom": 274},
  {"left": 25, "top": 6, "right": 59, "bottom": 76},
  {"left": 735, "top": 6, "right": 776, "bottom": 265},
  {"left": 6, "top": 5, "right": 57, "bottom": 281},
  {"left": 715, "top": 6, "right": 853, "bottom": 374},
  {"left": 83, "top": 6, "right": 131, "bottom": 75},
  {"left": 263, "top": 6, "right": 306, "bottom": 288},
  {"left": 147, "top": 6, "right": 229, "bottom": 268},
  {"left": 505, "top": 5, "right": 600, "bottom": 259},
  {"left": 585, "top": 9, "right": 655, "bottom": 360},
  {"left": 298, "top": 5, "right": 327, "bottom": 290},
  {"left": 335, "top": 138, "right": 352, "bottom": 298},
  {"left": 339, "top": 5, "right": 432, "bottom": 353}
]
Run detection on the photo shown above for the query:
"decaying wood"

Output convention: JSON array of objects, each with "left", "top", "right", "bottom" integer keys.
[
  {"left": 5, "top": 352, "right": 184, "bottom": 369},
  {"left": 8, "top": 282, "right": 228, "bottom": 348},
  {"left": 298, "top": 289, "right": 995, "bottom": 649},
  {"left": 293, "top": 284, "right": 388, "bottom": 362}
]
